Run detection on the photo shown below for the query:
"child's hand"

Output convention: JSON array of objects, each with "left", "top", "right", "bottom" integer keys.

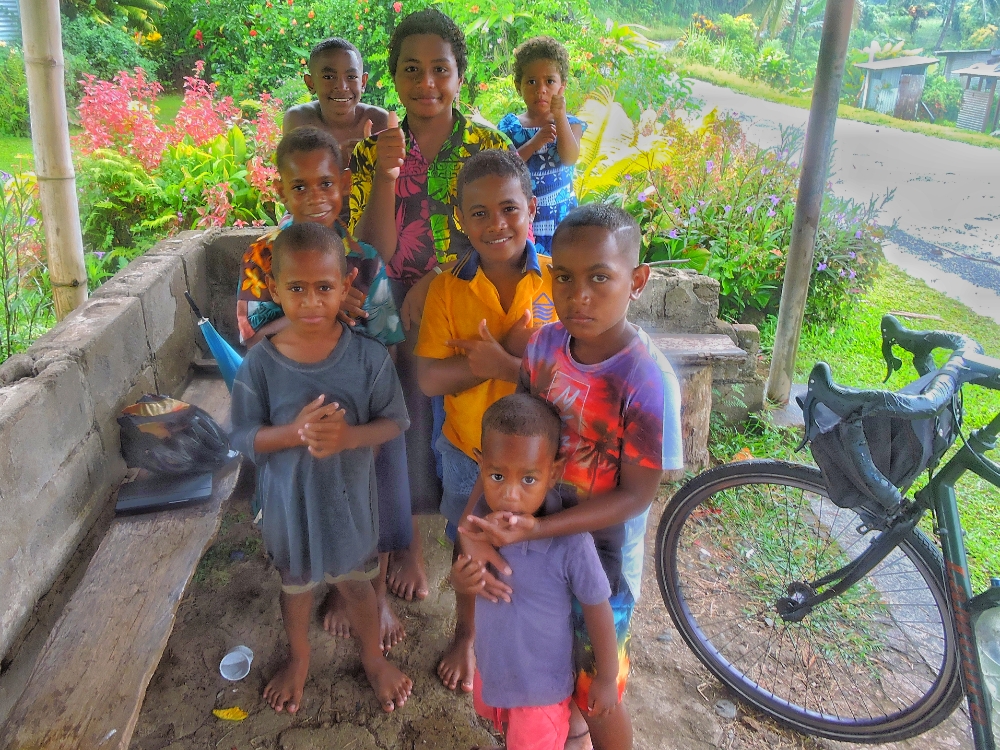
[
  {"left": 587, "top": 672, "right": 620, "bottom": 718},
  {"left": 460, "top": 510, "right": 536, "bottom": 547},
  {"left": 337, "top": 267, "right": 368, "bottom": 327},
  {"left": 450, "top": 554, "right": 489, "bottom": 595},
  {"left": 447, "top": 320, "right": 515, "bottom": 380},
  {"left": 501, "top": 309, "right": 534, "bottom": 357},
  {"left": 530, "top": 122, "right": 557, "bottom": 150},
  {"left": 299, "top": 405, "right": 352, "bottom": 458},
  {"left": 291, "top": 395, "right": 342, "bottom": 438},
  {"left": 550, "top": 88, "right": 567, "bottom": 119},
  {"left": 375, "top": 111, "right": 405, "bottom": 183}
]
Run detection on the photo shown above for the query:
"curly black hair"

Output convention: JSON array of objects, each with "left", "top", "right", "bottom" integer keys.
[
  {"left": 275, "top": 126, "right": 343, "bottom": 172},
  {"left": 456, "top": 149, "right": 533, "bottom": 207},
  {"left": 388, "top": 8, "right": 467, "bottom": 79},
  {"left": 271, "top": 222, "right": 347, "bottom": 279},
  {"left": 512, "top": 36, "right": 570, "bottom": 86},
  {"left": 552, "top": 203, "right": 642, "bottom": 264},
  {"left": 481, "top": 393, "right": 562, "bottom": 459},
  {"left": 309, "top": 37, "right": 363, "bottom": 70}
]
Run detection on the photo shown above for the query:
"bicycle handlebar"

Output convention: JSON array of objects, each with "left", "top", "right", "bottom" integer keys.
[{"left": 800, "top": 315, "right": 1000, "bottom": 514}]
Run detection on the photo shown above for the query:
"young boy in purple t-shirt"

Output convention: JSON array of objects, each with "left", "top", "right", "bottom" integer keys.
[
  {"left": 460, "top": 204, "right": 683, "bottom": 750},
  {"left": 451, "top": 393, "right": 620, "bottom": 750}
]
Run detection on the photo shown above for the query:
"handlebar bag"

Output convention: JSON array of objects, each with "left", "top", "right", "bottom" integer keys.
[{"left": 806, "top": 370, "right": 958, "bottom": 515}]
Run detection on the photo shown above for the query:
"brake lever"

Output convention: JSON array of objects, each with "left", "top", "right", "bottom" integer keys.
[{"left": 881, "top": 337, "right": 903, "bottom": 383}]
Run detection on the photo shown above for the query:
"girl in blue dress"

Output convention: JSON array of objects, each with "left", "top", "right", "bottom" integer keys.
[{"left": 498, "top": 36, "right": 586, "bottom": 255}]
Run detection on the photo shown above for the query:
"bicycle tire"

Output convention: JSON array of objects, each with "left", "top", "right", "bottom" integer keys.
[{"left": 656, "top": 460, "right": 964, "bottom": 743}]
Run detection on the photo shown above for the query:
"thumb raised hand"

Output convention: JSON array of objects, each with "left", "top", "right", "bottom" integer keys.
[
  {"left": 362, "top": 118, "right": 373, "bottom": 138},
  {"left": 478, "top": 319, "right": 497, "bottom": 343},
  {"left": 518, "top": 308, "right": 532, "bottom": 328},
  {"left": 387, "top": 110, "right": 399, "bottom": 129}
]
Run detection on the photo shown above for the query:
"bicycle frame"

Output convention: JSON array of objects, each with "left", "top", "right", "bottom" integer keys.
[{"left": 915, "top": 412, "right": 1000, "bottom": 750}]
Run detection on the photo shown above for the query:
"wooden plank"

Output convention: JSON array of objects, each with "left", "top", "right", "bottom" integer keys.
[
  {"left": 645, "top": 331, "right": 747, "bottom": 367},
  {"left": 0, "top": 376, "right": 240, "bottom": 750}
]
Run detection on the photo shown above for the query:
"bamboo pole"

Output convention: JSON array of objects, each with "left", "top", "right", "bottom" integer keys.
[
  {"left": 19, "top": 0, "right": 88, "bottom": 320},
  {"left": 765, "top": 0, "right": 855, "bottom": 405}
]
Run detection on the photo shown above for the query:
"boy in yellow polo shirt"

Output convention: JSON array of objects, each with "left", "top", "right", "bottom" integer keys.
[{"left": 415, "top": 148, "right": 556, "bottom": 692}]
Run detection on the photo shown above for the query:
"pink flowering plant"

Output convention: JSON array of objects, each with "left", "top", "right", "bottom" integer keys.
[
  {"left": 616, "top": 112, "right": 886, "bottom": 325},
  {"left": 74, "top": 62, "right": 284, "bottom": 261}
]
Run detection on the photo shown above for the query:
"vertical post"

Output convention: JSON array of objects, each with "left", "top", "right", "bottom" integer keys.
[
  {"left": 765, "top": 0, "right": 855, "bottom": 404},
  {"left": 19, "top": 0, "right": 88, "bottom": 320}
]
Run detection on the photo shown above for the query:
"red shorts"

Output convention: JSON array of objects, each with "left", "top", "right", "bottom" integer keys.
[{"left": 472, "top": 671, "right": 572, "bottom": 750}]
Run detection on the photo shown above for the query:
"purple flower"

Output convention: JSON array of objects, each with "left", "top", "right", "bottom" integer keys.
[
  {"left": 177, "top": 212, "right": 184, "bottom": 220},
  {"left": 94, "top": 251, "right": 106, "bottom": 260},
  {"left": 817, "top": 262, "right": 827, "bottom": 271},
  {"left": 770, "top": 195, "right": 779, "bottom": 205},
  {"left": 746, "top": 205, "right": 754, "bottom": 214},
  {"left": 0, "top": 170, "right": 10, "bottom": 181},
  {"left": 698, "top": 199, "right": 706, "bottom": 206},
  {"left": 724, "top": 205, "right": 732, "bottom": 214},
  {"left": 26, "top": 216, "right": 37, "bottom": 226},
  {"left": 673, "top": 207, "right": 681, "bottom": 216},
  {"left": 706, "top": 160, "right": 714, "bottom": 174},
  {"left": 849, "top": 269, "right": 856, "bottom": 279},
  {"left": 761, "top": 166, "right": 770, "bottom": 175},
  {"left": 849, "top": 251, "right": 856, "bottom": 259},
  {"left": 840, "top": 269, "right": 846, "bottom": 277},
  {"left": 791, "top": 161, "right": 798, "bottom": 169},
  {"left": 624, "top": 174, "right": 633, "bottom": 181},
  {"left": 638, "top": 187, "right": 654, "bottom": 203},
  {"left": 767, "top": 209, "right": 775, "bottom": 217},
  {"left": 689, "top": 205, "right": 697, "bottom": 216},
  {"left": 668, "top": 229, "right": 679, "bottom": 239},
  {"left": 854, "top": 229, "right": 862, "bottom": 239}
]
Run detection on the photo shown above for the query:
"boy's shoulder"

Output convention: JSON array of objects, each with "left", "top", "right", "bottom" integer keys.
[
  {"left": 282, "top": 101, "right": 324, "bottom": 131},
  {"left": 355, "top": 103, "right": 389, "bottom": 132}
]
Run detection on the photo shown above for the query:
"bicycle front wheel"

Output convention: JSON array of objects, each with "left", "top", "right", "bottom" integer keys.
[{"left": 656, "top": 460, "right": 963, "bottom": 743}]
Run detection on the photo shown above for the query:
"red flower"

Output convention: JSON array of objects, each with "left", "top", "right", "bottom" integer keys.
[
  {"left": 308, "top": 9, "right": 315, "bottom": 17},
  {"left": 194, "top": 29, "right": 203, "bottom": 41},
  {"left": 470, "top": 4, "right": 479, "bottom": 11},
  {"left": 393, "top": 1, "right": 402, "bottom": 11},
  {"left": 478, "top": 81, "right": 488, "bottom": 91},
  {"left": 249, "top": 28, "right": 258, "bottom": 36},
  {"left": 357, "top": 23, "right": 364, "bottom": 29}
]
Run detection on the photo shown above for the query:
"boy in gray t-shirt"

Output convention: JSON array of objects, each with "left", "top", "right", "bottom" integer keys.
[{"left": 451, "top": 394, "right": 619, "bottom": 750}]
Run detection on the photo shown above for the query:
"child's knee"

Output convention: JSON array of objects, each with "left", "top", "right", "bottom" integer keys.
[{"left": 334, "top": 577, "right": 376, "bottom": 603}]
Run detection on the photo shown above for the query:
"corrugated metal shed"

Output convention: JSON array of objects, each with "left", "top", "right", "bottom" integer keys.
[
  {"left": 935, "top": 49, "right": 994, "bottom": 80},
  {"left": 0, "top": 0, "right": 20, "bottom": 44},
  {"left": 854, "top": 56, "right": 940, "bottom": 70}
]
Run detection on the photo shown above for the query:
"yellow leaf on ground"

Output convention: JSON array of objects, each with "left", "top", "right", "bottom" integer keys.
[
  {"left": 212, "top": 707, "right": 248, "bottom": 721},
  {"left": 732, "top": 447, "right": 754, "bottom": 462}
]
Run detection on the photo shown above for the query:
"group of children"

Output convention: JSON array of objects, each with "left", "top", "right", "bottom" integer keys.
[{"left": 229, "top": 9, "right": 682, "bottom": 750}]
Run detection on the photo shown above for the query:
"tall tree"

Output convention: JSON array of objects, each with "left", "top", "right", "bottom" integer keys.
[
  {"left": 935, "top": 0, "right": 957, "bottom": 48},
  {"left": 744, "top": 0, "right": 789, "bottom": 40}
]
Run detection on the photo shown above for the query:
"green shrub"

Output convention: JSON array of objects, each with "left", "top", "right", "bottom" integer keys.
[
  {"left": 0, "top": 43, "right": 29, "bottom": 138},
  {"left": 62, "top": 14, "right": 160, "bottom": 83},
  {"left": 922, "top": 72, "right": 963, "bottom": 121},
  {"left": 576, "top": 105, "right": 885, "bottom": 325}
]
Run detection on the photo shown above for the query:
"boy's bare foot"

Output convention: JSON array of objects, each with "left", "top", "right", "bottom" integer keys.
[
  {"left": 436, "top": 632, "right": 475, "bottom": 692},
  {"left": 361, "top": 652, "right": 412, "bottom": 712},
  {"left": 378, "top": 593, "right": 406, "bottom": 651},
  {"left": 263, "top": 654, "right": 309, "bottom": 714},
  {"left": 321, "top": 587, "right": 351, "bottom": 638},
  {"left": 387, "top": 546, "right": 429, "bottom": 601}
]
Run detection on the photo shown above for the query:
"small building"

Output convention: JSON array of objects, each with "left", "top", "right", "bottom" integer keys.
[
  {"left": 935, "top": 49, "right": 995, "bottom": 80},
  {"left": 0, "top": 0, "right": 20, "bottom": 44},
  {"left": 854, "top": 56, "right": 940, "bottom": 120},
  {"left": 953, "top": 61, "right": 1000, "bottom": 132}
]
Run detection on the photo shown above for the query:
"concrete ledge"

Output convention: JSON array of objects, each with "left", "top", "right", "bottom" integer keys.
[{"left": 0, "top": 230, "right": 210, "bottom": 663}]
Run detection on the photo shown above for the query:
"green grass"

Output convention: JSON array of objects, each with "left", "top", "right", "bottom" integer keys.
[
  {"left": 678, "top": 61, "right": 1000, "bottom": 151},
  {"left": 0, "top": 136, "right": 33, "bottom": 175},
  {"left": 155, "top": 93, "right": 183, "bottom": 125},
  {"left": 716, "top": 263, "right": 1000, "bottom": 591},
  {"left": 638, "top": 22, "right": 685, "bottom": 41}
]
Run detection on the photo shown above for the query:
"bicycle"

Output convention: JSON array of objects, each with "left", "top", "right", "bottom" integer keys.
[{"left": 655, "top": 314, "right": 1000, "bottom": 748}]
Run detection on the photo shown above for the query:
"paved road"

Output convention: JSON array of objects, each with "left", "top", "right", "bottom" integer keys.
[{"left": 689, "top": 80, "right": 1000, "bottom": 322}]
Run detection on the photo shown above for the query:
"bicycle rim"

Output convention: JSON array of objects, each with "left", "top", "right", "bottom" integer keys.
[{"left": 656, "top": 460, "right": 963, "bottom": 743}]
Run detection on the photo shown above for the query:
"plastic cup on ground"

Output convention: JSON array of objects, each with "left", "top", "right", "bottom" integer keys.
[{"left": 219, "top": 645, "right": 253, "bottom": 681}]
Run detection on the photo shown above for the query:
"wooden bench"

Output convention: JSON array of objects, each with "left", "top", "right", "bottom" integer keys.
[
  {"left": 0, "top": 374, "right": 241, "bottom": 750},
  {"left": 646, "top": 331, "right": 749, "bottom": 478}
]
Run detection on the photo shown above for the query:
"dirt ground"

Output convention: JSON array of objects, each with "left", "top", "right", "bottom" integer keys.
[{"left": 128, "top": 474, "right": 976, "bottom": 750}]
